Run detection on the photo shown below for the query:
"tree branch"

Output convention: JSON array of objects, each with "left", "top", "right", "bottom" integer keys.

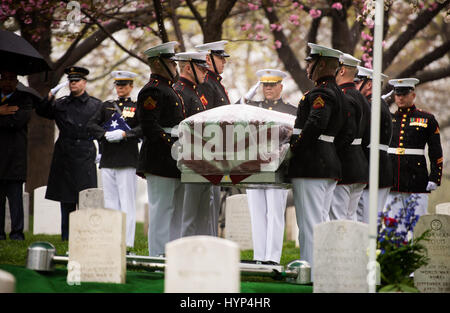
[
  {"left": 398, "top": 40, "right": 450, "bottom": 78},
  {"left": 154, "top": 0, "right": 169, "bottom": 42},
  {"left": 262, "top": 1, "right": 313, "bottom": 93},
  {"left": 80, "top": 8, "right": 148, "bottom": 64},
  {"left": 54, "top": 24, "right": 90, "bottom": 69},
  {"left": 415, "top": 65, "right": 450, "bottom": 85},
  {"left": 383, "top": 0, "right": 449, "bottom": 70},
  {"left": 186, "top": 0, "right": 205, "bottom": 32}
]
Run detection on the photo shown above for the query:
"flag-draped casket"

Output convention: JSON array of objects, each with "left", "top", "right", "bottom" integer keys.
[{"left": 174, "top": 104, "right": 295, "bottom": 186}]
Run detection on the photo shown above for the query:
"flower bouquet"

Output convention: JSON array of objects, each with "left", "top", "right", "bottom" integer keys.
[{"left": 377, "top": 194, "right": 430, "bottom": 292}]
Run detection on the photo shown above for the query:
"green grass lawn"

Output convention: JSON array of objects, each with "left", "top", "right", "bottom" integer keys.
[{"left": 0, "top": 220, "right": 301, "bottom": 270}]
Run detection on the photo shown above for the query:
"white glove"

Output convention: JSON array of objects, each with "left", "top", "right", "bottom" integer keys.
[
  {"left": 105, "top": 129, "right": 125, "bottom": 142},
  {"left": 244, "top": 81, "right": 261, "bottom": 101},
  {"left": 50, "top": 81, "right": 69, "bottom": 96},
  {"left": 426, "top": 181, "right": 437, "bottom": 191}
]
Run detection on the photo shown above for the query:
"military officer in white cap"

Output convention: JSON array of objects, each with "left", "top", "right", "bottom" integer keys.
[
  {"left": 330, "top": 54, "right": 370, "bottom": 221},
  {"left": 288, "top": 43, "right": 346, "bottom": 279},
  {"left": 173, "top": 51, "right": 215, "bottom": 237},
  {"left": 87, "top": 70, "right": 142, "bottom": 249},
  {"left": 243, "top": 69, "right": 295, "bottom": 264},
  {"left": 386, "top": 78, "right": 443, "bottom": 232},
  {"left": 136, "top": 41, "right": 186, "bottom": 256},
  {"left": 354, "top": 66, "right": 393, "bottom": 223},
  {"left": 195, "top": 40, "right": 231, "bottom": 236}
]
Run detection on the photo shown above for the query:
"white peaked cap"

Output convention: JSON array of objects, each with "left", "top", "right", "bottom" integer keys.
[
  {"left": 111, "top": 70, "right": 137, "bottom": 81},
  {"left": 340, "top": 53, "right": 361, "bottom": 67},
  {"left": 195, "top": 40, "right": 230, "bottom": 57},
  {"left": 307, "top": 43, "right": 343, "bottom": 60},
  {"left": 174, "top": 51, "right": 209, "bottom": 67},
  {"left": 256, "top": 69, "right": 287, "bottom": 83},
  {"left": 144, "top": 41, "right": 179, "bottom": 59},
  {"left": 388, "top": 78, "right": 420, "bottom": 88},
  {"left": 356, "top": 66, "right": 388, "bottom": 79}
]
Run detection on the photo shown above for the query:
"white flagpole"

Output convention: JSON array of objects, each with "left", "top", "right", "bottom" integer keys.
[{"left": 368, "top": 0, "right": 384, "bottom": 293}]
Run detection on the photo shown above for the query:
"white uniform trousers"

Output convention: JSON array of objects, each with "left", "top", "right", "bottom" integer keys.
[
  {"left": 209, "top": 185, "right": 221, "bottom": 236},
  {"left": 247, "top": 188, "right": 288, "bottom": 263},
  {"left": 102, "top": 167, "right": 137, "bottom": 248},
  {"left": 145, "top": 174, "right": 184, "bottom": 256},
  {"left": 330, "top": 183, "right": 366, "bottom": 221},
  {"left": 385, "top": 192, "right": 429, "bottom": 233},
  {"left": 356, "top": 188, "right": 391, "bottom": 224},
  {"left": 182, "top": 183, "right": 213, "bottom": 236},
  {"left": 292, "top": 178, "right": 337, "bottom": 281}
]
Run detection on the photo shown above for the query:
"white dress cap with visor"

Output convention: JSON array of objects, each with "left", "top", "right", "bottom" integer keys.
[
  {"left": 144, "top": 41, "right": 179, "bottom": 60},
  {"left": 174, "top": 51, "right": 209, "bottom": 68},
  {"left": 306, "top": 43, "right": 343, "bottom": 61},
  {"left": 339, "top": 53, "right": 361, "bottom": 67},
  {"left": 356, "top": 66, "right": 388, "bottom": 80},
  {"left": 256, "top": 69, "right": 287, "bottom": 83},
  {"left": 111, "top": 70, "right": 137, "bottom": 85},
  {"left": 388, "top": 78, "right": 420, "bottom": 95},
  {"left": 195, "top": 40, "right": 230, "bottom": 57}
]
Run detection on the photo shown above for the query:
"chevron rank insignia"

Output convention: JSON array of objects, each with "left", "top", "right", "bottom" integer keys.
[
  {"left": 143, "top": 96, "right": 157, "bottom": 110},
  {"left": 200, "top": 94, "right": 208, "bottom": 106},
  {"left": 312, "top": 96, "right": 325, "bottom": 109}
]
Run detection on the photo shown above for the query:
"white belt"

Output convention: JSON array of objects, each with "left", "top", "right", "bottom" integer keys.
[
  {"left": 388, "top": 147, "right": 425, "bottom": 155},
  {"left": 367, "top": 144, "right": 389, "bottom": 152},
  {"left": 162, "top": 126, "right": 179, "bottom": 137},
  {"left": 293, "top": 128, "right": 335, "bottom": 143},
  {"left": 351, "top": 138, "right": 362, "bottom": 145}
]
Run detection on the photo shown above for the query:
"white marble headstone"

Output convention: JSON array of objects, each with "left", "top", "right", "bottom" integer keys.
[
  {"left": 78, "top": 188, "right": 104, "bottom": 210},
  {"left": 414, "top": 214, "right": 450, "bottom": 293},
  {"left": 225, "top": 194, "right": 253, "bottom": 250},
  {"left": 0, "top": 269, "right": 15, "bottom": 293},
  {"left": 5, "top": 192, "right": 29, "bottom": 233},
  {"left": 165, "top": 236, "right": 240, "bottom": 293},
  {"left": 68, "top": 208, "right": 126, "bottom": 284},
  {"left": 313, "top": 220, "right": 369, "bottom": 293},
  {"left": 33, "top": 186, "right": 61, "bottom": 235},
  {"left": 436, "top": 203, "right": 450, "bottom": 216}
]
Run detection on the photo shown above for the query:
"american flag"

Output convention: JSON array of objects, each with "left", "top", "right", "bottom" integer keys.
[{"left": 102, "top": 112, "right": 131, "bottom": 131}]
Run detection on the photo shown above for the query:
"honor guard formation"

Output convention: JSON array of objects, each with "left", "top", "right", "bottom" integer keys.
[{"left": 0, "top": 40, "right": 444, "bottom": 279}]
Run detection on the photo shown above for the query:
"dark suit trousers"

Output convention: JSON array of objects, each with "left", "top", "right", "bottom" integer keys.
[{"left": 0, "top": 180, "right": 25, "bottom": 239}]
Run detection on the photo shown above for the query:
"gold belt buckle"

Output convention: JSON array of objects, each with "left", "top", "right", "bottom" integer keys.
[{"left": 396, "top": 147, "right": 405, "bottom": 155}]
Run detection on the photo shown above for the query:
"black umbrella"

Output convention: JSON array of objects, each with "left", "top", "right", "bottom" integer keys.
[{"left": 0, "top": 30, "right": 52, "bottom": 75}]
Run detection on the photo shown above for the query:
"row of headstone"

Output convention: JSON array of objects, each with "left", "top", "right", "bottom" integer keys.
[{"left": 67, "top": 194, "right": 241, "bottom": 290}]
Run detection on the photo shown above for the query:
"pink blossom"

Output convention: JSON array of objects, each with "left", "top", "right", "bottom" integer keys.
[
  {"left": 267, "top": 7, "right": 273, "bottom": 12},
  {"left": 270, "top": 23, "right": 283, "bottom": 31},
  {"left": 361, "top": 31, "right": 373, "bottom": 41},
  {"left": 241, "top": 23, "right": 252, "bottom": 31},
  {"left": 248, "top": 33, "right": 254, "bottom": 39},
  {"left": 24, "top": 17, "right": 32, "bottom": 24},
  {"left": 429, "top": 3, "right": 438, "bottom": 11},
  {"left": 274, "top": 40, "right": 282, "bottom": 49},
  {"left": 331, "top": 2, "right": 343, "bottom": 10},
  {"left": 248, "top": 3, "right": 259, "bottom": 11},
  {"left": 309, "top": 9, "right": 322, "bottom": 19},
  {"left": 382, "top": 40, "right": 386, "bottom": 47},
  {"left": 365, "top": 17, "right": 374, "bottom": 29},
  {"left": 254, "top": 23, "right": 264, "bottom": 31},
  {"left": 289, "top": 14, "right": 300, "bottom": 26}
]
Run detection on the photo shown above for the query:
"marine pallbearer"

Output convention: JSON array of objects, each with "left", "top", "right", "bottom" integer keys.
[{"left": 386, "top": 78, "right": 443, "bottom": 231}]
